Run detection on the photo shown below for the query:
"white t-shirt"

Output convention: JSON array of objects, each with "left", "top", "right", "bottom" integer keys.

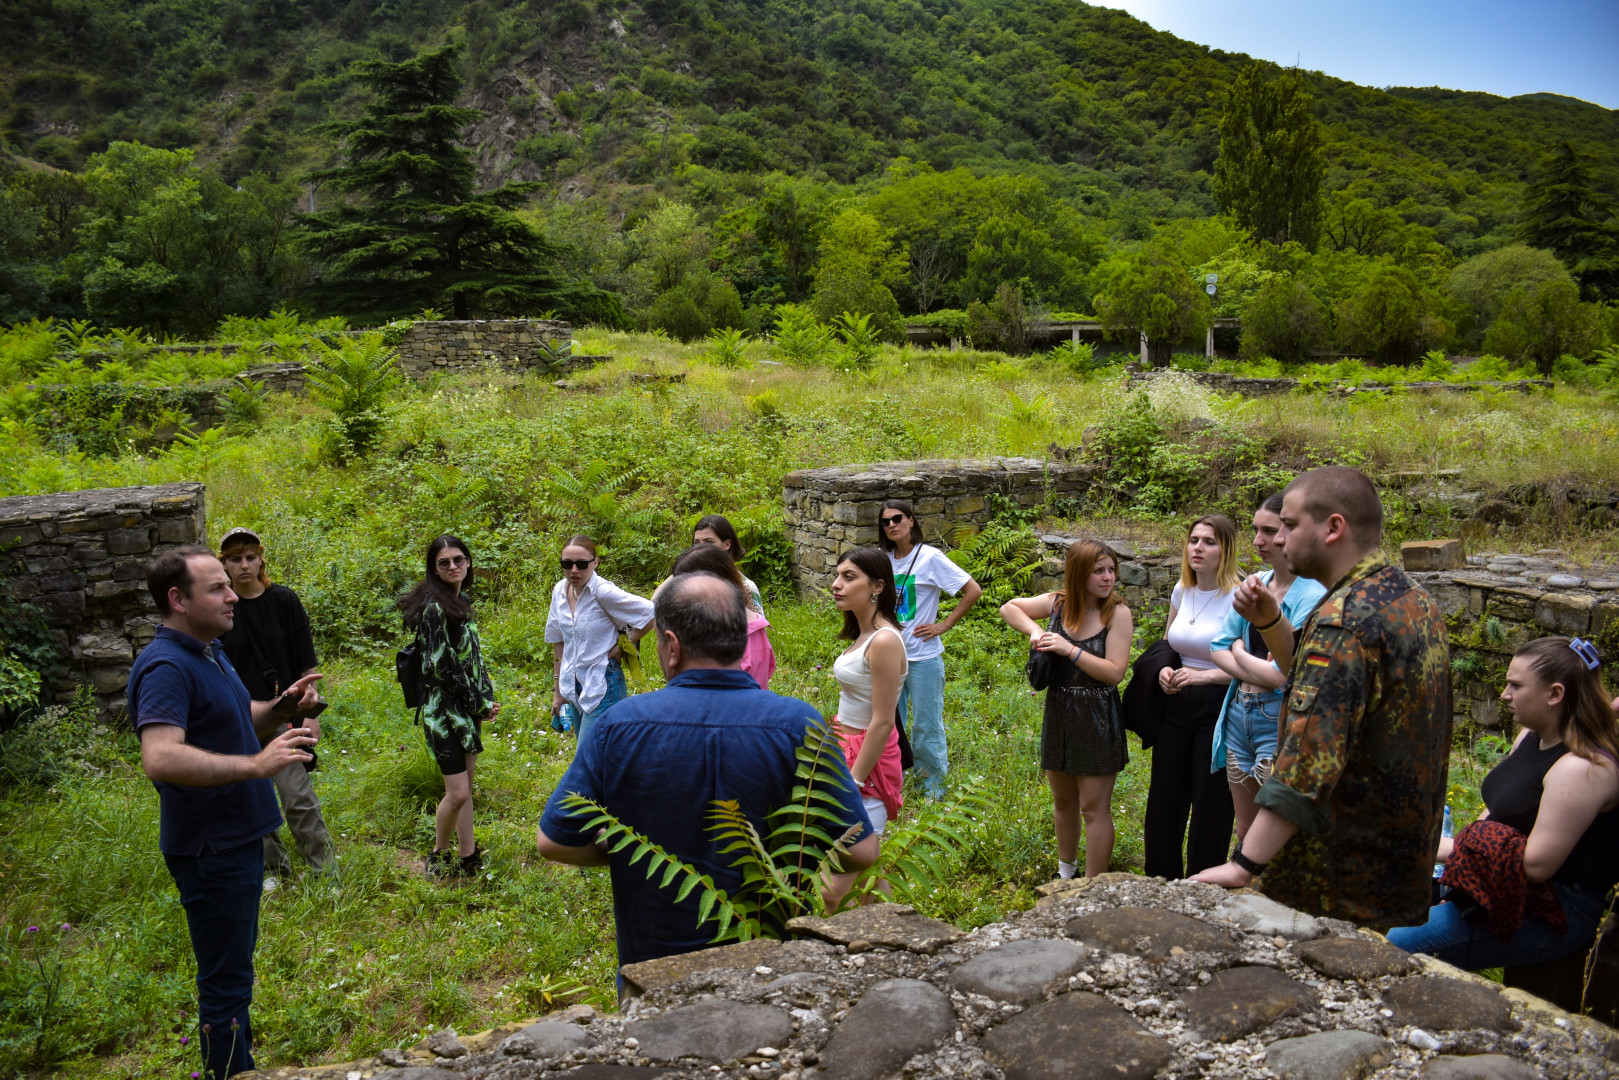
[
  {"left": 888, "top": 545, "right": 973, "bottom": 662},
  {"left": 1167, "top": 582, "right": 1237, "bottom": 670}
]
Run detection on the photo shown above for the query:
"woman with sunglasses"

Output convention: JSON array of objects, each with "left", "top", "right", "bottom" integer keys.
[
  {"left": 878, "top": 499, "right": 981, "bottom": 801},
  {"left": 545, "top": 535, "right": 656, "bottom": 742},
  {"left": 399, "top": 535, "right": 498, "bottom": 877}
]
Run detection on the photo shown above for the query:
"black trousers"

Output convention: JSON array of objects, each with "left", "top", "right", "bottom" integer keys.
[{"left": 1143, "top": 681, "right": 1235, "bottom": 880}]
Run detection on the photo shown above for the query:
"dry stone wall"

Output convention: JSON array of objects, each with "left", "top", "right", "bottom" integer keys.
[
  {"left": 0, "top": 483, "right": 206, "bottom": 717},
  {"left": 783, "top": 459, "right": 1101, "bottom": 597},
  {"left": 1124, "top": 369, "right": 1553, "bottom": 399},
  {"left": 395, "top": 319, "right": 574, "bottom": 379},
  {"left": 242, "top": 878, "right": 1617, "bottom": 1080}
]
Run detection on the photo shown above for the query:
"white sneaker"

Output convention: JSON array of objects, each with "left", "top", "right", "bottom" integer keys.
[{"left": 262, "top": 876, "right": 280, "bottom": 894}]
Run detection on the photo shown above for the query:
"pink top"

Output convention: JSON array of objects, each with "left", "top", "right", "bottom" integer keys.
[{"left": 742, "top": 614, "right": 776, "bottom": 690}]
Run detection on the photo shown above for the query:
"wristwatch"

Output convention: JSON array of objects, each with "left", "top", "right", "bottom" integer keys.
[{"left": 1232, "top": 848, "right": 1268, "bottom": 876}]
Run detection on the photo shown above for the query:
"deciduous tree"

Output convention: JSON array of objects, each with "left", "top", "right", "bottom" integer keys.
[{"left": 1092, "top": 242, "right": 1210, "bottom": 367}]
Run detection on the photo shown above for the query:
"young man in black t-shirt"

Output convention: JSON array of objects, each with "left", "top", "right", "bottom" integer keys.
[{"left": 218, "top": 527, "right": 334, "bottom": 884}]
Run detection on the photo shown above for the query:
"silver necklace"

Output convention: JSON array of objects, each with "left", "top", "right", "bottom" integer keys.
[{"left": 1184, "top": 587, "right": 1218, "bottom": 624}]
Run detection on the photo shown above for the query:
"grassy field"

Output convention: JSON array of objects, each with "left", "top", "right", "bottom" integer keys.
[{"left": 0, "top": 330, "right": 1608, "bottom": 1076}]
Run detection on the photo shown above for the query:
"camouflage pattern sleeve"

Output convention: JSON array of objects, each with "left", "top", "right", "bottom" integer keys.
[{"left": 1256, "top": 624, "right": 1371, "bottom": 835}]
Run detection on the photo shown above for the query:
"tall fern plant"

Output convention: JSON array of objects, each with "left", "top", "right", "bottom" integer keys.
[
  {"left": 560, "top": 716, "right": 986, "bottom": 943},
  {"left": 304, "top": 332, "right": 401, "bottom": 462}
]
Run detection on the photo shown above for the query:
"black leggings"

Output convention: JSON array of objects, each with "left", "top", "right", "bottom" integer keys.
[{"left": 1143, "top": 682, "right": 1235, "bottom": 879}]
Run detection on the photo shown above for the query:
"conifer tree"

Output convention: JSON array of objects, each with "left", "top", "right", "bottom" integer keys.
[
  {"left": 1518, "top": 141, "right": 1619, "bottom": 300},
  {"left": 1214, "top": 65, "right": 1324, "bottom": 250},
  {"left": 298, "top": 44, "right": 620, "bottom": 324}
]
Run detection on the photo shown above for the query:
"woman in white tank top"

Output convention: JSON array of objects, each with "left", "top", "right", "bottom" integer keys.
[{"left": 822, "top": 548, "right": 908, "bottom": 910}]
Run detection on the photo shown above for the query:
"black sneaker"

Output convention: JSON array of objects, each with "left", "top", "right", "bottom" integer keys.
[
  {"left": 457, "top": 847, "right": 483, "bottom": 877},
  {"left": 425, "top": 849, "right": 455, "bottom": 878}
]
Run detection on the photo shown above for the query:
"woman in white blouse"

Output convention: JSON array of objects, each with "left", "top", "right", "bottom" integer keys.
[
  {"left": 545, "top": 535, "right": 656, "bottom": 742},
  {"left": 1142, "top": 514, "right": 1239, "bottom": 879}
]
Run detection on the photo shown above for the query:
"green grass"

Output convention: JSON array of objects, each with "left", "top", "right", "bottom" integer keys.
[
  {"left": 0, "top": 330, "right": 1610, "bottom": 1075},
  {"left": 1, "top": 596, "right": 1511, "bottom": 1077}
]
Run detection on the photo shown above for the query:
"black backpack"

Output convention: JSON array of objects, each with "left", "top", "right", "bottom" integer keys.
[{"left": 396, "top": 639, "right": 424, "bottom": 710}]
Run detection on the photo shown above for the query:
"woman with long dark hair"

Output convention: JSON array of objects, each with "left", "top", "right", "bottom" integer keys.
[
  {"left": 1143, "top": 514, "right": 1240, "bottom": 879},
  {"left": 1000, "top": 539, "right": 1133, "bottom": 880},
  {"left": 878, "top": 498, "right": 982, "bottom": 801},
  {"left": 1388, "top": 637, "right": 1619, "bottom": 968},
  {"left": 693, "top": 514, "right": 764, "bottom": 614},
  {"left": 399, "top": 535, "right": 498, "bottom": 878},
  {"left": 664, "top": 543, "right": 776, "bottom": 689},
  {"left": 545, "top": 535, "right": 655, "bottom": 742},
  {"left": 822, "top": 547, "right": 907, "bottom": 909}
]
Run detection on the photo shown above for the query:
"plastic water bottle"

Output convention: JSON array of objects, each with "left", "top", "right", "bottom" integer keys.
[
  {"left": 553, "top": 702, "right": 578, "bottom": 734},
  {"left": 1433, "top": 805, "right": 1453, "bottom": 878}
]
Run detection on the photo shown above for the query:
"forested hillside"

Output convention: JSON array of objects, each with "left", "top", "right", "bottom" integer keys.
[{"left": 2, "top": 0, "right": 1617, "bottom": 350}]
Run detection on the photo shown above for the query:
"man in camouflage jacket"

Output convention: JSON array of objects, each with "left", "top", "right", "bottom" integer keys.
[{"left": 1193, "top": 467, "right": 1451, "bottom": 930}]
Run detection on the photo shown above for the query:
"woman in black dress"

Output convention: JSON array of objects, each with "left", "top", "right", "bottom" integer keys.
[{"left": 1001, "top": 539, "right": 1133, "bottom": 880}]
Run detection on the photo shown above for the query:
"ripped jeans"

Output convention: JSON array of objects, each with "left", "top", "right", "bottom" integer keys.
[{"left": 1223, "top": 687, "right": 1283, "bottom": 792}]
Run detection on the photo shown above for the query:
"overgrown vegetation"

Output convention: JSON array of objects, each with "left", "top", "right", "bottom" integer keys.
[{"left": 0, "top": 328, "right": 1613, "bottom": 1075}]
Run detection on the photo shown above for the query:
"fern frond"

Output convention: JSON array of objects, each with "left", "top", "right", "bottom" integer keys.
[{"left": 559, "top": 794, "right": 760, "bottom": 942}]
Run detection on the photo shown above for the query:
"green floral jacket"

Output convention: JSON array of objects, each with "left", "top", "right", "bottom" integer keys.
[{"left": 418, "top": 600, "right": 496, "bottom": 752}]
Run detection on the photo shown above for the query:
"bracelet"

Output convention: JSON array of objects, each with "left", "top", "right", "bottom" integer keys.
[
  {"left": 1253, "top": 614, "right": 1283, "bottom": 634},
  {"left": 1232, "top": 847, "right": 1268, "bottom": 876}
]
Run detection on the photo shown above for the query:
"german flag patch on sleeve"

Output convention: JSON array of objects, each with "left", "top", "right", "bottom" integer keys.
[{"left": 1305, "top": 652, "right": 1332, "bottom": 668}]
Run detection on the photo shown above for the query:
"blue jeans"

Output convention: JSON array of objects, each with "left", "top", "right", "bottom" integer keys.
[
  {"left": 1386, "top": 879, "right": 1609, "bottom": 970},
  {"left": 164, "top": 841, "right": 265, "bottom": 1078},
  {"left": 1224, "top": 688, "right": 1283, "bottom": 782},
  {"left": 575, "top": 660, "right": 627, "bottom": 745},
  {"left": 898, "top": 655, "right": 948, "bottom": 799}
]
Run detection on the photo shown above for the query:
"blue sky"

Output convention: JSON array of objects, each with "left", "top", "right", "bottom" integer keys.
[{"left": 1100, "top": 1, "right": 1618, "bottom": 110}]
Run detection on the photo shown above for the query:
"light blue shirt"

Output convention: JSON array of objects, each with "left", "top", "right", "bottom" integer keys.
[{"left": 1208, "top": 571, "right": 1329, "bottom": 772}]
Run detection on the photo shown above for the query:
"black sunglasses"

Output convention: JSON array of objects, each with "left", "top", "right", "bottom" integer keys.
[
  {"left": 880, "top": 515, "right": 908, "bottom": 527},
  {"left": 436, "top": 555, "right": 468, "bottom": 569},
  {"left": 560, "top": 558, "right": 596, "bottom": 570}
]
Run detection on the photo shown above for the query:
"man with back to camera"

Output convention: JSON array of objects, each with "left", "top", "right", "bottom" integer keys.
[
  {"left": 217, "top": 527, "right": 333, "bottom": 887},
  {"left": 130, "top": 545, "right": 323, "bottom": 1078},
  {"left": 1192, "top": 466, "right": 1452, "bottom": 931},
  {"left": 536, "top": 571, "right": 879, "bottom": 974}
]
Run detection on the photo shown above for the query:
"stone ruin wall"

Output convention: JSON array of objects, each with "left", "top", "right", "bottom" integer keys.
[
  {"left": 395, "top": 319, "right": 582, "bottom": 379},
  {"left": 244, "top": 877, "right": 1618, "bottom": 1080},
  {"left": 0, "top": 483, "right": 206, "bottom": 718},
  {"left": 784, "top": 459, "right": 1619, "bottom": 733},
  {"left": 783, "top": 460, "right": 1100, "bottom": 598},
  {"left": 1124, "top": 369, "right": 1554, "bottom": 399}
]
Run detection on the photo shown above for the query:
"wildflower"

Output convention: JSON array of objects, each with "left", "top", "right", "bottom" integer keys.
[
  {"left": 60, "top": 923, "right": 71, "bottom": 930},
  {"left": 230, "top": 1018, "right": 239, "bottom": 1031},
  {"left": 26, "top": 926, "right": 38, "bottom": 933},
  {"left": 180, "top": 1036, "right": 190, "bottom": 1046},
  {"left": 202, "top": 1023, "right": 212, "bottom": 1033}
]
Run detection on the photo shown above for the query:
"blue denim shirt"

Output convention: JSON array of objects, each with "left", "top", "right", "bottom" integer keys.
[
  {"left": 128, "top": 626, "right": 282, "bottom": 855},
  {"left": 1209, "top": 572, "right": 1328, "bottom": 772},
  {"left": 539, "top": 667, "right": 873, "bottom": 967}
]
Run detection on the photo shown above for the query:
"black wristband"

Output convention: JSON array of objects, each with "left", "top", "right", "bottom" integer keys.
[
  {"left": 1232, "top": 848, "right": 1268, "bottom": 876},
  {"left": 1253, "top": 614, "right": 1283, "bottom": 634}
]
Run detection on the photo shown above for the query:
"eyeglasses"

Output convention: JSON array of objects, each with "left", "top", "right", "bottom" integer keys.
[
  {"left": 880, "top": 515, "right": 908, "bottom": 527},
  {"left": 560, "top": 558, "right": 597, "bottom": 570},
  {"left": 436, "top": 555, "right": 468, "bottom": 570}
]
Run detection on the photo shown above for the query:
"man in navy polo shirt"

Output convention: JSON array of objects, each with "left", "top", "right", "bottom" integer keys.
[
  {"left": 538, "top": 572, "right": 878, "bottom": 972},
  {"left": 130, "top": 545, "right": 323, "bottom": 1078}
]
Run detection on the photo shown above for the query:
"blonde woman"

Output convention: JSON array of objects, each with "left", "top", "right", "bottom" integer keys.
[{"left": 1143, "top": 514, "right": 1240, "bottom": 879}]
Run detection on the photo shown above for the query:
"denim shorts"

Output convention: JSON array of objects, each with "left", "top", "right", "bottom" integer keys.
[{"left": 1224, "top": 688, "right": 1283, "bottom": 782}]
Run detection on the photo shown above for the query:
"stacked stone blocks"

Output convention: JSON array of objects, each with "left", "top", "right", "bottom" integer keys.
[
  {"left": 0, "top": 483, "right": 206, "bottom": 717},
  {"left": 395, "top": 318, "right": 576, "bottom": 379},
  {"left": 783, "top": 458, "right": 1101, "bottom": 597}
]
